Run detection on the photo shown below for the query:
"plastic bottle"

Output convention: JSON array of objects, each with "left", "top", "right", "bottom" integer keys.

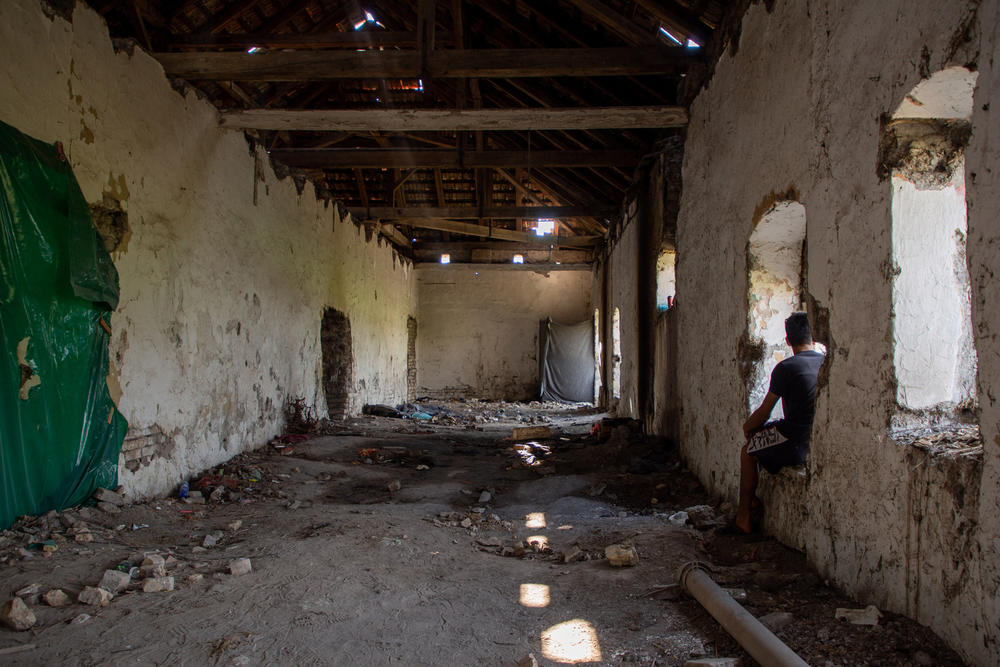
[{"left": 178, "top": 480, "right": 189, "bottom": 499}]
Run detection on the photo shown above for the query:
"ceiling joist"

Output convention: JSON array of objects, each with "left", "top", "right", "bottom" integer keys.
[
  {"left": 349, "top": 205, "right": 614, "bottom": 221},
  {"left": 154, "top": 47, "right": 697, "bottom": 80},
  {"left": 360, "top": 218, "right": 599, "bottom": 247},
  {"left": 222, "top": 106, "right": 687, "bottom": 131}
]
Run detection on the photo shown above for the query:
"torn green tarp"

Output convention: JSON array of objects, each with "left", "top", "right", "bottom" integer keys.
[{"left": 0, "top": 120, "right": 127, "bottom": 529}]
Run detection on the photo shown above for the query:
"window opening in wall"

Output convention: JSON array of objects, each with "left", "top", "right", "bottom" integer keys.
[
  {"left": 656, "top": 248, "right": 676, "bottom": 311},
  {"left": 593, "top": 308, "right": 603, "bottom": 403},
  {"left": 612, "top": 307, "right": 622, "bottom": 400},
  {"left": 439, "top": 254, "right": 450, "bottom": 264},
  {"left": 747, "top": 201, "right": 807, "bottom": 416},
  {"left": 321, "top": 308, "right": 353, "bottom": 419},
  {"left": 512, "top": 254, "right": 524, "bottom": 264},
  {"left": 534, "top": 219, "right": 555, "bottom": 236},
  {"left": 884, "top": 67, "right": 979, "bottom": 430}
]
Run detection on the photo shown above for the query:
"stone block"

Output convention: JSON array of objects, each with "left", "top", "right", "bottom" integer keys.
[
  {"left": 78, "top": 586, "right": 113, "bottom": 607},
  {"left": 605, "top": 543, "right": 639, "bottom": 567},
  {"left": 1, "top": 597, "right": 36, "bottom": 631},
  {"left": 93, "top": 487, "right": 125, "bottom": 506},
  {"left": 229, "top": 558, "right": 252, "bottom": 576},
  {"left": 142, "top": 577, "right": 174, "bottom": 593},
  {"left": 43, "top": 589, "right": 71, "bottom": 607},
  {"left": 100, "top": 569, "right": 132, "bottom": 594},
  {"left": 97, "top": 501, "right": 121, "bottom": 515}
]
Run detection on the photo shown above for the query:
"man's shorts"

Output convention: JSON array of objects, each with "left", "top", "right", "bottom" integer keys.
[{"left": 746, "top": 421, "right": 807, "bottom": 474}]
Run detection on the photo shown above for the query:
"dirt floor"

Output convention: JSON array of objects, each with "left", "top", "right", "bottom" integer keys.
[{"left": 0, "top": 401, "right": 968, "bottom": 666}]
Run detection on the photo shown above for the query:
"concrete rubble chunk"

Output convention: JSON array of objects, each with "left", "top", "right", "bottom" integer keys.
[
  {"left": 142, "top": 576, "right": 175, "bottom": 593},
  {"left": 142, "top": 554, "right": 166, "bottom": 567},
  {"left": 478, "top": 490, "right": 492, "bottom": 503},
  {"left": 74, "top": 527, "right": 94, "bottom": 543},
  {"left": 684, "top": 659, "right": 739, "bottom": 667},
  {"left": 187, "top": 574, "right": 204, "bottom": 583},
  {"left": 835, "top": 604, "right": 881, "bottom": 626},
  {"left": 605, "top": 543, "right": 639, "bottom": 567},
  {"left": 229, "top": 558, "right": 252, "bottom": 576},
  {"left": 43, "top": 589, "right": 71, "bottom": 607},
  {"left": 563, "top": 545, "right": 582, "bottom": 563},
  {"left": 100, "top": 569, "right": 132, "bottom": 594},
  {"left": 684, "top": 505, "right": 718, "bottom": 529},
  {"left": 78, "top": 586, "right": 113, "bottom": 607},
  {"left": 476, "top": 536, "right": 502, "bottom": 547},
  {"left": 759, "top": 611, "right": 795, "bottom": 632},
  {"left": 203, "top": 531, "right": 223, "bottom": 548},
  {"left": 227, "top": 520, "right": 243, "bottom": 532},
  {"left": 1, "top": 597, "right": 36, "bottom": 631},
  {"left": 93, "top": 487, "right": 126, "bottom": 506},
  {"left": 97, "top": 501, "right": 121, "bottom": 515},
  {"left": 141, "top": 563, "right": 167, "bottom": 578}
]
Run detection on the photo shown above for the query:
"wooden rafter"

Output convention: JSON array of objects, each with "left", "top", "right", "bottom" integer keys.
[
  {"left": 153, "top": 48, "right": 697, "bottom": 80},
  {"left": 269, "top": 149, "right": 644, "bottom": 169},
  {"left": 349, "top": 205, "right": 614, "bottom": 220}
]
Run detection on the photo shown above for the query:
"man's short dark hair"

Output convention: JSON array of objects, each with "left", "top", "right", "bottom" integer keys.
[{"left": 785, "top": 311, "right": 812, "bottom": 346}]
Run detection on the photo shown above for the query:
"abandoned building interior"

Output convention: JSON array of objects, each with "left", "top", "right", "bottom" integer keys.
[{"left": 1, "top": 0, "right": 999, "bottom": 664}]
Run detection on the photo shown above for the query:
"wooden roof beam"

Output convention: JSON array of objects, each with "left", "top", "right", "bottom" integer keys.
[
  {"left": 221, "top": 106, "right": 686, "bottom": 131},
  {"left": 354, "top": 217, "right": 599, "bottom": 247},
  {"left": 154, "top": 47, "right": 697, "bottom": 80},
  {"left": 269, "top": 149, "right": 644, "bottom": 169},
  {"left": 350, "top": 205, "right": 614, "bottom": 220}
]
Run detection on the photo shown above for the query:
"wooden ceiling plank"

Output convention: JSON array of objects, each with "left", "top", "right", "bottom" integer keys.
[
  {"left": 167, "top": 31, "right": 431, "bottom": 50},
  {"left": 154, "top": 47, "right": 696, "bottom": 80},
  {"left": 269, "top": 149, "right": 643, "bottom": 168},
  {"left": 220, "top": 106, "right": 686, "bottom": 131},
  {"left": 197, "top": 0, "right": 260, "bottom": 35}
]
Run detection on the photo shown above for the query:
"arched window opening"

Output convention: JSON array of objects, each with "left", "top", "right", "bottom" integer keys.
[
  {"left": 747, "top": 201, "right": 807, "bottom": 415},
  {"left": 885, "top": 67, "right": 978, "bottom": 421},
  {"left": 611, "top": 308, "right": 622, "bottom": 400},
  {"left": 656, "top": 248, "right": 677, "bottom": 311},
  {"left": 593, "top": 308, "right": 603, "bottom": 403}
]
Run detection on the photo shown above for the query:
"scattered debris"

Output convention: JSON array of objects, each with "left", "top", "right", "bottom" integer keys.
[
  {"left": 363, "top": 404, "right": 404, "bottom": 418},
  {"left": 835, "top": 605, "right": 882, "bottom": 626},
  {"left": 563, "top": 545, "right": 583, "bottom": 563},
  {"left": 758, "top": 611, "right": 795, "bottom": 632},
  {"left": 386, "top": 479, "right": 401, "bottom": 493},
  {"left": 14, "top": 583, "right": 41, "bottom": 604},
  {"left": 1, "top": 597, "right": 36, "bottom": 631},
  {"left": 668, "top": 511, "right": 689, "bottom": 526},
  {"left": 516, "top": 653, "right": 539, "bottom": 667},
  {"left": 97, "top": 501, "right": 121, "bottom": 515},
  {"left": 0, "top": 644, "right": 37, "bottom": 656},
  {"left": 203, "top": 531, "right": 224, "bottom": 548},
  {"left": 477, "top": 490, "right": 492, "bottom": 503},
  {"left": 69, "top": 613, "right": 91, "bottom": 625},
  {"left": 605, "top": 543, "right": 639, "bottom": 567}
]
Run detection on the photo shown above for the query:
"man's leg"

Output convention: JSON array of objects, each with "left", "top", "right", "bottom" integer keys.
[{"left": 735, "top": 443, "right": 758, "bottom": 534}]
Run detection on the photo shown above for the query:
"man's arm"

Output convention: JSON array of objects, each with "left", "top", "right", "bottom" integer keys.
[{"left": 743, "top": 392, "right": 779, "bottom": 439}]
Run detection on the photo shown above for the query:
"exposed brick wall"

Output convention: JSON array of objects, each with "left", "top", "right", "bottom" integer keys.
[{"left": 120, "top": 425, "right": 172, "bottom": 472}]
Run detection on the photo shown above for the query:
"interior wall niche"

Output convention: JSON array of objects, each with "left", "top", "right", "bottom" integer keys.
[
  {"left": 612, "top": 307, "right": 622, "bottom": 399},
  {"left": 406, "top": 316, "right": 417, "bottom": 400},
  {"left": 886, "top": 67, "right": 979, "bottom": 418},
  {"left": 321, "top": 308, "right": 353, "bottom": 419},
  {"left": 746, "top": 201, "right": 807, "bottom": 414}
]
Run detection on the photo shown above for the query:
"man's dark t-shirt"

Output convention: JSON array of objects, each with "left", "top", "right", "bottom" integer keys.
[{"left": 768, "top": 349, "right": 824, "bottom": 444}]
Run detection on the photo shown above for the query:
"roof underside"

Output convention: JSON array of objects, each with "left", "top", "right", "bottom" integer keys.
[{"left": 89, "top": 0, "right": 726, "bottom": 263}]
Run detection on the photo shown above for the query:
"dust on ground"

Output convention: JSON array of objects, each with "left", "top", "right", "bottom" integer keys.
[{"left": 0, "top": 401, "right": 966, "bottom": 666}]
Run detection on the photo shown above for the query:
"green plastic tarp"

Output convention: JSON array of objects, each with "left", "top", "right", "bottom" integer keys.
[{"left": 0, "top": 119, "right": 127, "bottom": 530}]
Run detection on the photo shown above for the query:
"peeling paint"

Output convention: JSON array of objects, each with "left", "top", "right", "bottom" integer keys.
[{"left": 16, "top": 337, "right": 40, "bottom": 400}]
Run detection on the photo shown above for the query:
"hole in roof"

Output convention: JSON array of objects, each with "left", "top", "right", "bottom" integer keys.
[
  {"left": 354, "top": 10, "right": 386, "bottom": 30},
  {"left": 659, "top": 26, "right": 683, "bottom": 46},
  {"left": 534, "top": 219, "right": 555, "bottom": 236}
]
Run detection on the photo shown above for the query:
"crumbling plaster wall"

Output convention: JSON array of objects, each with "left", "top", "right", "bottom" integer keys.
[
  {"left": 415, "top": 265, "right": 591, "bottom": 400},
  {"left": 604, "top": 201, "right": 641, "bottom": 418},
  {"left": 0, "top": 0, "right": 415, "bottom": 498},
  {"left": 672, "top": 0, "right": 997, "bottom": 663}
]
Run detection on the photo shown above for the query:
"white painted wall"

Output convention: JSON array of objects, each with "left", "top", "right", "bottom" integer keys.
[
  {"left": 669, "top": 0, "right": 999, "bottom": 662},
  {"left": 0, "top": 0, "right": 415, "bottom": 498},
  {"left": 415, "top": 265, "right": 591, "bottom": 400}
]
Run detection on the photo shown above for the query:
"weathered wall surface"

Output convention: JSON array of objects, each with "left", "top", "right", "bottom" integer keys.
[
  {"left": 605, "top": 202, "right": 641, "bottom": 418},
  {"left": 670, "top": 0, "right": 998, "bottom": 662},
  {"left": 0, "top": 0, "right": 415, "bottom": 498},
  {"left": 415, "top": 265, "right": 591, "bottom": 400}
]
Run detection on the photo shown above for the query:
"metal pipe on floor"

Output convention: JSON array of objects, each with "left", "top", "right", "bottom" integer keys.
[{"left": 678, "top": 561, "right": 810, "bottom": 667}]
